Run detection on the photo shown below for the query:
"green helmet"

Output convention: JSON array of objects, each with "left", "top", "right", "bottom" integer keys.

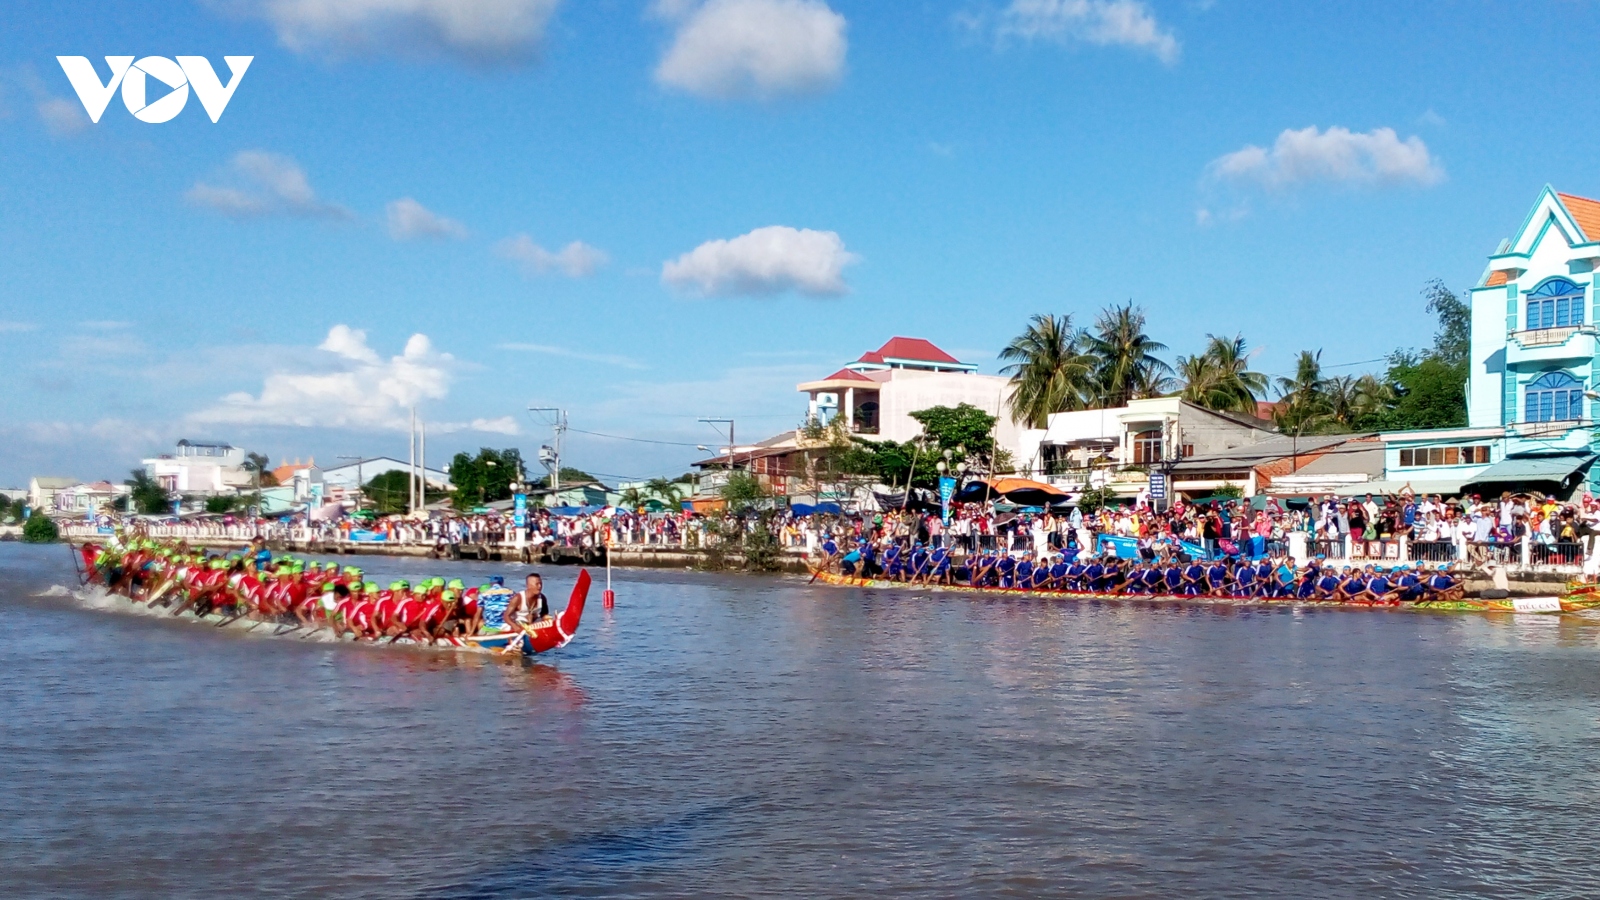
[
  {"left": 363, "top": 582, "right": 379, "bottom": 593},
  {"left": 447, "top": 579, "right": 465, "bottom": 590}
]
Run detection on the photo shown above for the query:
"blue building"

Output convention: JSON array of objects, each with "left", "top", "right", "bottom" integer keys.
[{"left": 1380, "top": 187, "right": 1600, "bottom": 498}]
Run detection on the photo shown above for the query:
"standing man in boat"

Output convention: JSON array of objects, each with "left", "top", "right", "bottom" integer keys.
[{"left": 505, "top": 572, "right": 551, "bottom": 633}]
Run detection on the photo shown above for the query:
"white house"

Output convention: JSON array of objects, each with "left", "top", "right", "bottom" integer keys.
[
  {"left": 1377, "top": 186, "right": 1600, "bottom": 497},
  {"left": 142, "top": 440, "right": 253, "bottom": 495},
  {"left": 797, "top": 337, "right": 1023, "bottom": 459},
  {"left": 28, "top": 476, "right": 79, "bottom": 511},
  {"left": 1018, "top": 397, "right": 1277, "bottom": 495}
]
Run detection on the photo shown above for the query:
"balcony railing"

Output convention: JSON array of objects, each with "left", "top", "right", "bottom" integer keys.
[
  {"left": 1512, "top": 418, "right": 1590, "bottom": 438},
  {"left": 1510, "top": 326, "right": 1584, "bottom": 348}
]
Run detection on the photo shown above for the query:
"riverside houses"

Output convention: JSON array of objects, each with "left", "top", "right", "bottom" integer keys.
[{"left": 1381, "top": 187, "right": 1600, "bottom": 498}]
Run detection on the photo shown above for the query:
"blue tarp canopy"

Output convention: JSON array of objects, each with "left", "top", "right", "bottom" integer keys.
[{"left": 790, "top": 502, "right": 843, "bottom": 517}]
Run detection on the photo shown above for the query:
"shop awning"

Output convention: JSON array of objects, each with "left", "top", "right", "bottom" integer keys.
[{"left": 1463, "top": 453, "right": 1596, "bottom": 487}]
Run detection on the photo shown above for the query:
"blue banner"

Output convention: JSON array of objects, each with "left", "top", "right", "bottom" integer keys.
[
  {"left": 939, "top": 476, "right": 956, "bottom": 524},
  {"left": 347, "top": 528, "right": 388, "bottom": 543},
  {"left": 513, "top": 493, "right": 527, "bottom": 528}
]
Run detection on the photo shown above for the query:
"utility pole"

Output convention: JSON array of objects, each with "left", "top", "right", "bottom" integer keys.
[
  {"left": 408, "top": 406, "right": 417, "bottom": 515},
  {"left": 699, "top": 418, "right": 735, "bottom": 472},
  {"left": 529, "top": 407, "right": 568, "bottom": 491},
  {"left": 420, "top": 418, "right": 427, "bottom": 509}
]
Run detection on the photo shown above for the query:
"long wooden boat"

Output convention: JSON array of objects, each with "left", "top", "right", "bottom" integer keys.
[
  {"left": 807, "top": 567, "right": 1600, "bottom": 615},
  {"left": 79, "top": 569, "right": 590, "bottom": 656}
]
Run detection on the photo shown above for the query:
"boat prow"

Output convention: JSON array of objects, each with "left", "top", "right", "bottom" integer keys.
[{"left": 464, "top": 569, "right": 590, "bottom": 655}]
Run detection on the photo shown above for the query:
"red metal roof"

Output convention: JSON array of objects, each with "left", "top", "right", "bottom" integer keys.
[
  {"left": 855, "top": 350, "right": 885, "bottom": 364},
  {"left": 820, "top": 367, "right": 874, "bottom": 382},
  {"left": 870, "top": 336, "right": 961, "bottom": 365}
]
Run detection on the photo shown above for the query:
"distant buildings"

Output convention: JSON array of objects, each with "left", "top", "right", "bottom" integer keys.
[{"left": 142, "top": 440, "right": 254, "bottom": 495}]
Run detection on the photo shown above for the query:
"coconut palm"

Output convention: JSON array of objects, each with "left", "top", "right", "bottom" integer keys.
[
  {"left": 1176, "top": 334, "right": 1268, "bottom": 415},
  {"left": 645, "top": 477, "right": 684, "bottom": 510},
  {"left": 1321, "top": 373, "right": 1393, "bottom": 430},
  {"left": 999, "top": 313, "right": 1095, "bottom": 428},
  {"left": 1271, "top": 349, "right": 1328, "bottom": 432},
  {"left": 1082, "top": 304, "right": 1173, "bottom": 407}
]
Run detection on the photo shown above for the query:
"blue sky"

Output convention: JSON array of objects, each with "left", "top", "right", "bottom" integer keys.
[{"left": 3, "top": 0, "right": 1599, "bottom": 487}]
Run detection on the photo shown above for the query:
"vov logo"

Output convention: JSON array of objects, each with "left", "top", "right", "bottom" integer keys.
[{"left": 57, "top": 56, "right": 252, "bottom": 124}]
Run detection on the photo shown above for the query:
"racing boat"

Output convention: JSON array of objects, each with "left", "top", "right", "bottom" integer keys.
[{"left": 807, "top": 566, "right": 1600, "bottom": 614}]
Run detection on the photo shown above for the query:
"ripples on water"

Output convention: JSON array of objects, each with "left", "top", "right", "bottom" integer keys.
[{"left": 3, "top": 542, "right": 1600, "bottom": 899}]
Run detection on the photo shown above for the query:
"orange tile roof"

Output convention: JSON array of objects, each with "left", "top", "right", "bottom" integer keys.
[
  {"left": 1485, "top": 270, "right": 1509, "bottom": 287},
  {"left": 1557, "top": 192, "right": 1600, "bottom": 242}
]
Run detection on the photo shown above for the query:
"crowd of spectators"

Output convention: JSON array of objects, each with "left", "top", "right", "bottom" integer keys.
[{"left": 57, "top": 485, "right": 1600, "bottom": 571}]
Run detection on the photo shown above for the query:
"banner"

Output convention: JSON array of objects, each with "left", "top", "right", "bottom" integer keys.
[
  {"left": 513, "top": 492, "right": 527, "bottom": 528},
  {"left": 347, "top": 529, "right": 388, "bottom": 543},
  {"left": 939, "top": 476, "right": 956, "bottom": 524}
]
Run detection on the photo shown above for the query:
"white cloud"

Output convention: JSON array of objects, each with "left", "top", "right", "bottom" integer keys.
[
  {"left": 0, "top": 321, "right": 38, "bottom": 333},
  {"left": 498, "top": 342, "right": 646, "bottom": 369},
  {"left": 187, "top": 150, "right": 354, "bottom": 219},
  {"left": 248, "top": 0, "right": 562, "bottom": 64},
  {"left": 434, "top": 415, "right": 521, "bottom": 435},
  {"left": 192, "top": 325, "right": 453, "bottom": 430},
  {"left": 992, "top": 0, "right": 1179, "bottom": 65},
  {"left": 82, "top": 320, "right": 132, "bottom": 330},
  {"left": 1207, "top": 126, "right": 1444, "bottom": 189},
  {"left": 386, "top": 197, "right": 468, "bottom": 240},
  {"left": 661, "top": 225, "right": 857, "bottom": 297},
  {"left": 654, "top": 0, "right": 847, "bottom": 100},
  {"left": 495, "top": 234, "right": 609, "bottom": 277}
]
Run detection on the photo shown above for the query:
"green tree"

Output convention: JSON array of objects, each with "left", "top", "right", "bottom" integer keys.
[
  {"left": 1177, "top": 334, "right": 1269, "bottom": 414},
  {"left": 23, "top": 514, "right": 59, "bottom": 543},
  {"left": 1374, "top": 351, "right": 1468, "bottom": 431},
  {"left": 719, "top": 470, "right": 768, "bottom": 512},
  {"left": 1271, "top": 350, "right": 1330, "bottom": 433},
  {"left": 242, "top": 452, "right": 279, "bottom": 487},
  {"left": 531, "top": 467, "right": 596, "bottom": 489},
  {"left": 448, "top": 448, "right": 527, "bottom": 509},
  {"left": 125, "top": 470, "right": 170, "bottom": 515},
  {"left": 204, "top": 494, "right": 239, "bottom": 514},
  {"left": 909, "top": 403, "right": 998, "bottom": 467},
  {"left": 1083, "top": 303, "right": 1173, "bottom": 407},
  {"left": 999, "top": 313, "right": 1093, "bottom": 427},
  {"left": 1422, "top": 279, "right": 1471, "bottom": 369}
]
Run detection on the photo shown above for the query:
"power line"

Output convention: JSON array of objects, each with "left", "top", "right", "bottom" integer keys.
[{"left": 565, "top": 427, "right": 707, "bottom": 448}]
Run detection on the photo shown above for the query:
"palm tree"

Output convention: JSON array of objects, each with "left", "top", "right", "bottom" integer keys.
[
  {"left": 999, "top": 313, "right": 1095, "bottom": 428},
  {"left": 1320, "top": 374, "right": 1392, "bottom": 430},
  {"left": 1176, "top": 334, "right": 1267, "bottom": 415},
  {"left": 1272, "top": 349, "right": 1328, "bottom": 432},
  {"left": 645, "top": 477, "right": 684, "bottom": 510},
  {"left": 1083, "top": 303, "right": 1173, "bottom": 407}
]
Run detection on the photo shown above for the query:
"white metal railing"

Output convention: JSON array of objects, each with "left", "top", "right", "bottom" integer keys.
[{"left": 1511, "top": 325, "right": 1584, "bottom": 348}]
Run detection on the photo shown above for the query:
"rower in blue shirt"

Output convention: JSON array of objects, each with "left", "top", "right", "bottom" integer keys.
[
  {"left": 1163, "top": 562, "right": 1184, "bottom": 595},
  {"left": 1084, "top": 559, "right": 1106, "bottom": 592},
  {"left": 1015, "top": 556, "right": 1035, "bottom": 589},
  {"left": 883, "top": 544, "right": 902, "bottom": 581},
  {"left": 996, "top": 554, "right": 1016, "bottom": 588},
  {"left": 929, "top": 544, "right": 952, "bottom": 585},
  {"left": 1396, "top": 565, "right": 1423, "bottom": 601},
  {"left": 1066, "top": 559, "right": 1086, "bottom": 591},
  {"left": 1049, "top": 556, "right": 1071, "bottom": 590},
  {"left": 1182, "top": 560, "right": 1206, "bottom": 596},
  {"left": 1315, "top": 567, "right": 1341, "bottom": 599},
  {"left": 1235, "top": 561, "right": 1257, "bottom": 597},
  {"left": 1205, "top": 560, "right": 1229, "bottom": 595}
]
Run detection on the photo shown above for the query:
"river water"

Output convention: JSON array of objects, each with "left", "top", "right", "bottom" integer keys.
[{"left": 3, "top": 542, "right": 1600, "bottom": 898}]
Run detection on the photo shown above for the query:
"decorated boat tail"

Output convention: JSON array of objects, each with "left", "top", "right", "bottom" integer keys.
[
  {"left": 807, "top": 566, "right": 1600, "bottom": 615},
  {"left": 463, "top": 570, "right": 589, "bottom": 655}
]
